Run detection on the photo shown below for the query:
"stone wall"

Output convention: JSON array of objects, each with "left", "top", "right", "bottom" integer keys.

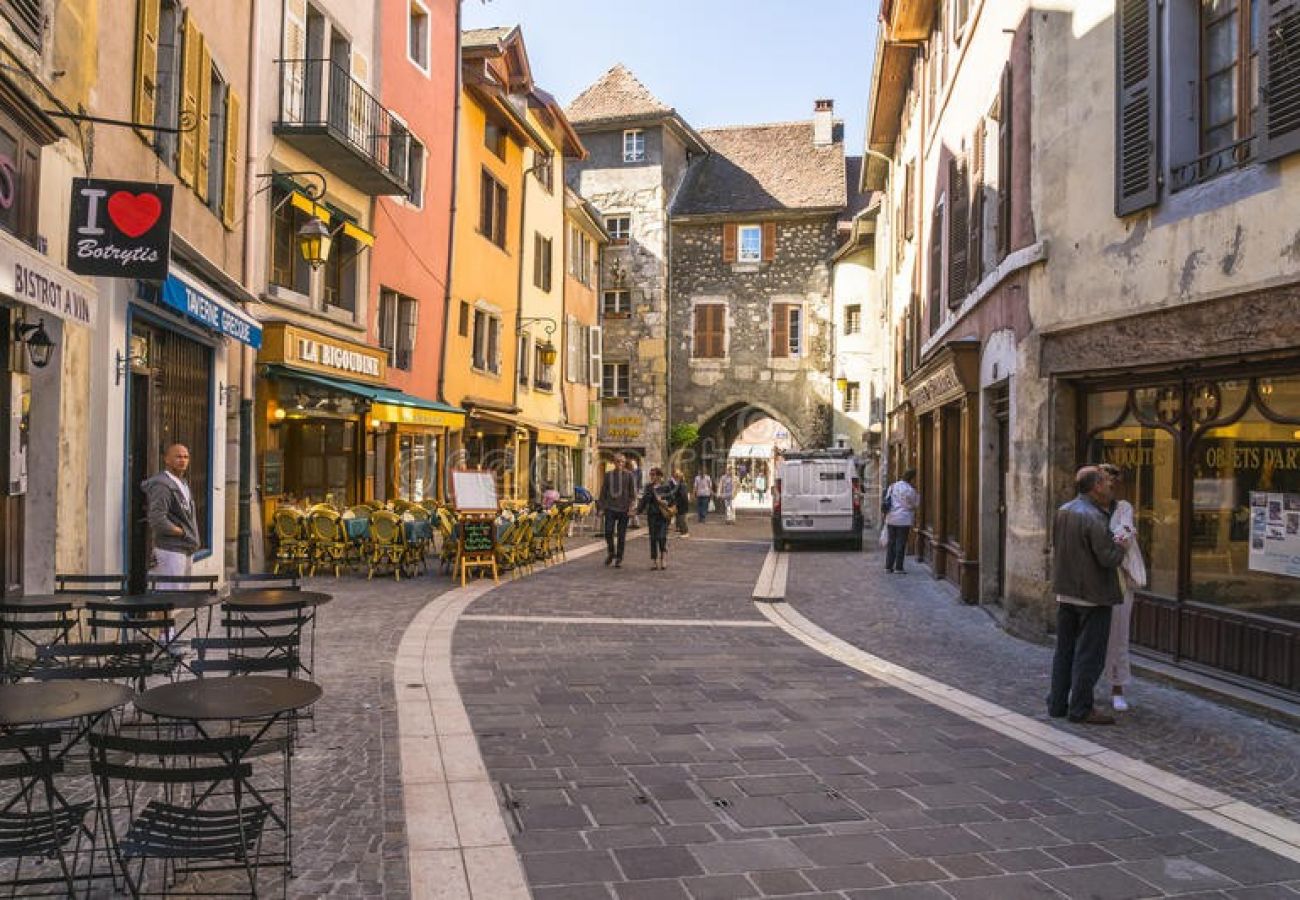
[{"left": 668, "top": 216, "right": 837, "bottom": 453}]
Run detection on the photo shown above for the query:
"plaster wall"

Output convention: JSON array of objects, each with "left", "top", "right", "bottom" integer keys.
[{"left": 831, "top": 244, "right": 887, "bottom": 454}]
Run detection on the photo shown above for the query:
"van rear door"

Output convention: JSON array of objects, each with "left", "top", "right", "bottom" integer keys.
[{"left": 780, "top": 460, "right": 854, "bottom": 533}]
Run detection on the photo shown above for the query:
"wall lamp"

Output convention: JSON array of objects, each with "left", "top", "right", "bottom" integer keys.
[
  {"left": 114, "top": 349, "right": 146, "bottom": 385},
  {"left": 14, "top": 318, "right": 55, "bottom": 369},
  {"left": 517, "top": 316, "right": 558, "bottom": 367},
  {"left": 254, "top": 170, "right": 333, "bottom": 269}
]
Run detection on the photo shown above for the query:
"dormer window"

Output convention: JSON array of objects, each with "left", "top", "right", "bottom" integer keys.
[
  {"left": 737, "top": 225, "right": 762, "bottom": 262},
  {"left": 622, "top": 129, "right": 646, "bottom": 163}
]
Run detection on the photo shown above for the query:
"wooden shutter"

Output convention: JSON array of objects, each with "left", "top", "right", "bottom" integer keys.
[
  {"left": 997, "top": 65, "right": 1014, "bottom": 258},
  {"left": 928, "top": 205, "right": 943, "bottom": 332},
  {"left": 221, "top": 90, "right": 240, "bottom": 229},
  {"left": 133, "top": 0, "right": 161, "bottom": 133},
  {"left": 722, "top": 223, "right": 737, "bottom": 262},
  {"left": 968, "top": 121, "right": 985, "bottom": 291},
  {"left": 1114, "top": 0, "right": 1160, "bottom": 215},
  {"left": 694, "top": 305, "right": 710, "bottom": 357},
  {"left": 195, "top": 38, "right": 212, "bottom": 201},
  {"left": 177, "top": 10, "right": 201, "bottom": 186},
  {"left": 695, "top": 305, "right": 724, "bottom": 358},
  {"left": 711, "top": 306, "right": 725, "bottom": 357},
  {"left": 903, "top": 162, "right": 915, "bottom": 239},
  {"left": 771, "top": 304, "right": 789, "bottom": 358},
  {"left": 761, "top": 222, "right": 776, "bottom": 261},
  {"left": 588, "top": 325, "right": 602, "bottom": 390},
  {"left": 1260, "top": 0, "right": 1300, "bottom": 161},
  {"left": 946, "top": 156, "right": 968, "bottom": 307}
]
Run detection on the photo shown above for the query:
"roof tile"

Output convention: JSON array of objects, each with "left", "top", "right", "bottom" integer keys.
[{"left": 565, "top": 64, "right": 673, "bottom": 125}]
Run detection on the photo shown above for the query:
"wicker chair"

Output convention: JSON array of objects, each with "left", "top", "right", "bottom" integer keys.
[
  {"left": 402, "top": 508, "right": 434, "bottom": 575},
  {"left": 306, "top": 507, "right": 350, "bottom": 577},
  {"left": 271, "top": 508, "right": 310, "bottom": 576},
  {"left": 343, "top": 505, "right": 372, "bottom": 570},
  {"left": 368, "top": 510, "right": 406, "bottom": 580},
  {"left": 435, "top": 508, "right": 458, "bottom": 575}
]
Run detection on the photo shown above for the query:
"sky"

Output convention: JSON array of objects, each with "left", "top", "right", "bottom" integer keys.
[{"left": 460, "top": 0, "right": 879, "bottom": 154}]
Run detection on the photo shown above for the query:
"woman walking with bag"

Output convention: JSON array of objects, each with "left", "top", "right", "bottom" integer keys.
[{"left": 636, "top": 467, "right": 677, "bottom": 569}]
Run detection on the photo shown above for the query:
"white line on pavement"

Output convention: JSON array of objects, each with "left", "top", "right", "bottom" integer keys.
[
  {"left": 751, "top": 547, "right": 788, "bottom": 600},
  {"left": 460, "top": 614, "right": 775, "bottom": 628},
  {"left": 756, "top": 600, "right": 1300, "bottom": 864}
]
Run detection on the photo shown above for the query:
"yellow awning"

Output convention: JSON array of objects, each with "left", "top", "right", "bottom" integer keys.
[
  {"left": 534, "top": 427, "right": 581, "bottom": 448},
  {"left": 342, "top": 221, "right": 375, "bottom": 247},
  {"left": 371, "top": 402, "right": 465, "bottom": 430},
  {"left": 289, "top": 192, "right": 330, "bottom": 222}
]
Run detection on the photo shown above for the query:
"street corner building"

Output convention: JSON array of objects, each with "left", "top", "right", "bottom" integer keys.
[{"left": 864, "top": 0, "right": 1300, "bottom": 699}]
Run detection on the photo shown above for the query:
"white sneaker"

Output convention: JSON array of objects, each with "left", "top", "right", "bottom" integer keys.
[{"left": 1112, "top": 694, "right": 1129, "bottom": 712}]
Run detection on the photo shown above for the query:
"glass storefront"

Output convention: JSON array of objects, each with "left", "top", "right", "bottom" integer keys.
[
  {"left": 1085, "top": 371, "right": 1300, "bottom": 623},
  {"left": 265, "top": 378, "right": 364, "bottom": 507},
  {"left": 397, "top": 432, "right": 439, "bottom": 502}
]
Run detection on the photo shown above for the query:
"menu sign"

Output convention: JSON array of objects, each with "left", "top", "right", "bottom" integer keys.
[
  {"left": 1248, "top": 491, "right": 1300, "bottom": 579},
  {"left": 66, "top": 179, "right": 173, "bottom": 280}
]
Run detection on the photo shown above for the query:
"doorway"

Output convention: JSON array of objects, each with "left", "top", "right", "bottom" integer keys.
[{"left": 992, "top": 383, "right": 1010, "bottom": 602}]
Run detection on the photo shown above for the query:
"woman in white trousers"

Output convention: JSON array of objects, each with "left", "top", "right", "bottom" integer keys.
[{"left": 1100, "top": 464, "right": 1147, "bottom": 711}]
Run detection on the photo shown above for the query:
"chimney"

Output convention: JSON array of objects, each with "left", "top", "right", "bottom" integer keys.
[{"left": 813, "top": 99, "right": 834, "bottom": 147}]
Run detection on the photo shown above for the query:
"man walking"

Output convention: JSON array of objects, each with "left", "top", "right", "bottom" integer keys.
[
  {"left": 598, "top": 454, "right": 637, "bottom": 567},
  {"left": 692, "top": 470, "right": 713, "bottom": 523},
  {"left": 1048, "top": 466, "right": 1130, "bottom": 725},
  {"left": 142, "top": 443, "right": 201, "bottom": 589}
]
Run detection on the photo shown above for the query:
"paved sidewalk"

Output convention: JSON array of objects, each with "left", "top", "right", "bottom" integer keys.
[
  {"left": 448, "top": 516, "right": 1300, "bottom": 898},
  {"left": 779, "top": 530, "right": 1300, "bottom": 822}
]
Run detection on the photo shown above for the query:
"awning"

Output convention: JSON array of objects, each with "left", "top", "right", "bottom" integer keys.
[
  {"left": 162, "top": 273, "right": 261, "bottom": 348},
  {"left": 289, "top": 191, "right": 331, "bottom": 222},
  {"left": 341, "top": 221, "right": 374, "bottom": 247},
  {"left": 268, "top": 367, "right": 465, "bottom": 428},
  {"left": 729, "top": 444, "right": 772, "bottom": 459}
]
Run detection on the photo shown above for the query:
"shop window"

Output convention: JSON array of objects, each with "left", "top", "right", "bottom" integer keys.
[
  {"left": 268, "top": 185, "right": 312, "bottom": 296},
  {"left": 324, "top": 232, "right": 360, "bottom": 315},
  {"left": 941, "top": 404, "right": 962, "bottom": 544},
  {"left": 398, "top": 433, "right": 438, "bottom": 501}
]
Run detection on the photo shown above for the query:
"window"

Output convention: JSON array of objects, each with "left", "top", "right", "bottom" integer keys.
[
  {"left": 606, "top": 215, "right": 630, "bottom": 244},
  {"left": 378, "top": 289, "right": 418, "bottom": 370},
  {"left": 952, "top": 0, "right": 970, "bottom": 34},
  {"left": 408, "top": 0, "right": 430, "bottom": 71},
  {"left": 397, "top": 433, "right": 438, "bottom": 501},
  {"left": 622, "top": 129, "right": 645, "bottom": 162},
  {"left": 844, "top": 305, "right": 862, "bottom": 335},
  {"left": 844, "top": 382, "right": 861, "bottom": 413},
  {"left": 568, "top": 224, "right": 592, "bottom": 285},
  {"left": 324, "top": 230, "right": 360, "bottom": 315},
  {"left": 533, "top": 153, "right": 553, "bottom": 192},
  {"left": 693, "top": 304, "right": 726, "bottom": 359},
  {"left": 565, "top": 317, "right": 590, "bottom": 383},
  {"left": 0, "top": 115, "right": 40, "bottom": 245},
  {"left": 533, "top": 233, "right": 553, "bottom": 292},
  {"left": 517, "top": 333, "right": 530, "bottom": 386},
  {"left": 771, "top": 303, "right": 802, "bottom": 358},
  {"left": 458, "top": 300, "right": 470, "bottom": 337},
  {"left": 406, "top": 137, "right": 425, "bottom": 206},
  {"left": 602, "top": 290, "right": 630, "bottom": 316},
  {"left": 479, "top": 169, "right": 508, "bottom": 248},
  {"left": 1198, "top": 0, "right": 1259, "bottom": 168},
  {"left": 472, "top": 310, "right": 500, "bottom": 373},
  {"left": 534, "top": 340, "right": 555, "bottom": 391},
  {"left": 947, "top": 155, "right": 969, "bottom": 308},
  {"left": 928, "top": 199, "right": 944, "bottom": 333},
  {"left": 603, "top": 362, "right": 630, "bottom": 400},
  {"left": 485, "top": 120, "right": 507, "bottom": 160},
  {"left": 737, "top": 225, "right": 762, "bottom": 262},
  {"left": 268, "top": 185, "right": 312, "bottom": 296},
  {"left": 1, "top": 0, "right": 43, "bottom": 47},
  {"left": 205, "top": 71, "right": 228, "bottom": 215},
  {"left": 903, "top": 161, "right": 916, "bottom": 240},
  {"left": 997, "top": 66, "right": 1013, "bottom": 258}
]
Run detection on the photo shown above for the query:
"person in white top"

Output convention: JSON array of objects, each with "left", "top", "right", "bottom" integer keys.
[
  {"left": 1099, "top": 463, "right": 1148, "bottom": 711},
  {"left": 716, "top": 469, "right": 737, "bottom": 524},
  {"left": 882, "top": 469, "right": 920, "bottom": 573},
  {"left": 692, "top": 472, "right": 714, "bottom": 523}
]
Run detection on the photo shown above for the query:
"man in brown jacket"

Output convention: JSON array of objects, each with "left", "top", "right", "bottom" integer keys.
[{"left": 1048, "top": 466, "right": 1130, "bottom": 725}]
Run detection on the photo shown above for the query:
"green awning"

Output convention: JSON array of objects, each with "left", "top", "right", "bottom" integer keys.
[{"left": 269, "top": 366, "right": 465, "bottom": 427}]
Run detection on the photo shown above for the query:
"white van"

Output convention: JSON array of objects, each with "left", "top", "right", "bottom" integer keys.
[{"left": 771, "top": 449, "right": 863, "bottom": 551}]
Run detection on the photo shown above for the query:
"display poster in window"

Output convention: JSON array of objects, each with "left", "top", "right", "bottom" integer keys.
[
  {"left": 263, "top": 450, "right": 283, "bottom": 496},
  {"left": 1193, "top": 478, "right": 1237, "bottom": 512},
  {"left": 451, "top": 469, "right": 498, "bottom": 513},
  {"left": 66, "top": 179, "right": 173, "bottom": 280},
  {"left": 1248, "top": 492, "right": 1300, "bottom": 578}
]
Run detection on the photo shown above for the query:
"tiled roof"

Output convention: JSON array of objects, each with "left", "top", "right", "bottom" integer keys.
[
  {"left": 673, "top": 121, "right": 847, "bottom": 217},
  {"left": 843, "top": 157, "right": 876, "bottom": 220},
  {"left": 462, "top": 26, "right": 515, "bottom": 49},
  {"left": 565, "top": 64, "right": 673, "bottom": 126}
]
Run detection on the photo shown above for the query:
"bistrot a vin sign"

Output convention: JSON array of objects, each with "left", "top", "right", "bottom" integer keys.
[{"left": 66, "top": 179, "right": 173, "bottom": 280}]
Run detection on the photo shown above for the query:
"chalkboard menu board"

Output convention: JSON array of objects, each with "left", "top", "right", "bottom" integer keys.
[{"left": 461, "top": 519, "right": 495, "bottom": 554}]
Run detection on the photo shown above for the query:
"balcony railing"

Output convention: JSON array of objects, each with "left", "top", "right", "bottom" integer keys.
[
  {"left": 275, "top": 58, "right": 411, "bottom": 196},
  {"left": 1170, "top": 135, "right": 1256, "bottom": 194}
]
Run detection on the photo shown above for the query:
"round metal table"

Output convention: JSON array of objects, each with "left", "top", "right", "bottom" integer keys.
[
  {"left": 224, "top": 590, "right": 333, "bottom": 609},
  {"left": 0, "top": 680, "right": 135, "bottom": 726},
  {"left": 109, "top": 593, "right": 223, "bottom": 611},
  {"left": 136, "top": 676, "right": 322, "bottom": 721}
]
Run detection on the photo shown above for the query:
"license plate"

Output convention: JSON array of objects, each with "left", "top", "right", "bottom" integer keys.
[{"left": 785, "top": 517, "right": 813, "bottom": 528}]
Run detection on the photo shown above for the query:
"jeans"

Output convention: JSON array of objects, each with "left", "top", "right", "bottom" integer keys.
[
  {"left": 885, "top": 525, "right": 910, "bottom": 571},
  {"left": 603, "top": 511, "right": 629, "bottom": 561},
  {"left": 648, "top": 518, "right": 669, "bottom": 559},
  {"left": 1048, "top": 603, "right": 1114, "bottom": 720},
  {"left": 696, "top": 496, "right": 710, "bottom": 522}
]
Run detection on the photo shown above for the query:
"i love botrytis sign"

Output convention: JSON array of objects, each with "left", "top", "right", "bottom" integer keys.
[{"left": 66, "top": 178, "right": 173, "bottom": 280}]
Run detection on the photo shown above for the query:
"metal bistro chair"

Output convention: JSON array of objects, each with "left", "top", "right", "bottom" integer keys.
[
  {"left": 306, "top": 507, "right": 350, "bottom": 578},
  {"left": 54, "top": 573, "right": 128, "bottom": 597},
  {"left": 144, "top": 574, "right": 219, "bottom": 595},
  {"left": 230, "top": 573, "right": 301, "bottom": 592},
  {"left": 0, "top": 729, "right": 97, "bottom": 897},
  {"left": 0, "top": 599, "right": 79, "bottom": 682},
  {"left": 270, "top": 508, "right": 311, "bottom": 577},
  {"left": 88, "top": 731, "right": 279, "bottom": 898},
  {"left": 367, "top": 510, "right": 406, "bottom": 580}
]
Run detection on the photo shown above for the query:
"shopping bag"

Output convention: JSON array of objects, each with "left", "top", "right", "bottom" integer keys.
[
  {"left": 878, "top": 524, "right": 889, "bottom": 549},
  {"left": 725, "top": 501, "right": 736, "bottom": 523}
]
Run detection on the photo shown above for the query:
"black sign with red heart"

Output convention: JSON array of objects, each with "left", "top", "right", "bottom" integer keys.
[{"left": 66, "top": 178, "right": 173, "bottom": 280}]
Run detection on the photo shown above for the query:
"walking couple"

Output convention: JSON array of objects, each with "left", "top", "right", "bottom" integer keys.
[
  {"left": 1049, "top": 463, "right": 1147, "bottom": 725},
  {"left": 597, "top": 454, "right": 680, "bottom": 570}
]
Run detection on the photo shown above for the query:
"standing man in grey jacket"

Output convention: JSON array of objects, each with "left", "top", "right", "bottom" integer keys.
[
  {"left": 1048, "top": 466, "right": 1130, "bottom": 725},
  {"left": 142, "top": 444, "right": 201, "bottom": 589}
]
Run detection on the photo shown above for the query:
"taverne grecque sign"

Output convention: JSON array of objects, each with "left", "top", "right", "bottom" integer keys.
[{"left": 66, "top": 179, "right": 173, "bottom": 281}]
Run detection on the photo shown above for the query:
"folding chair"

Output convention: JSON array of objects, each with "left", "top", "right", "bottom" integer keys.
[
  {"left": 0, "top": 599, "right": 79, "bottom": 682},
  {"left": 144, "top": 574, "right": 219, "bottom": 595},
  {"left": 54, "top": 573, "right": 128, "bottom": 597},
  {"left": 88, "top": 731, "right": 279, "bottom": 897},
  {"left": 230, "top": 573, "right": 301, "bottom": 591}
]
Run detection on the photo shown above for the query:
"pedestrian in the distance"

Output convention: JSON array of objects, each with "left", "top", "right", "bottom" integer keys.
[
  {"left": 1098, "top": 463, "right": 1147, "bottom": 712},
  {"left": 142, "top": 443, "right": 202, "bottom": 589},
  {"left": 1048, "top": 466, "right": 1130, "bottom": 725},
  {"left": 671, "top": 469, "right": 691, "bottom": 537},
  {"left": 636, "top": 467, "right": 677, "bottom": 570},
  {"left": 717, "top": 468, "right": 736, "bottom": 524},
  {"left": 598, "top": 454, "right": 637, "bottom": 568},
  {"left": 693, "top": 470, "right": 713, "bottom": 523},
  {"left": 754, "top": 471, "right": 768, "bottom": 504},
  {"left": 627, "top": 458, "right": 643, "bottom": 529},
  {"left": 540, "top": 482, "right": 560, "bottom": 510},
  {"left": 882, "top": 468, "right": 919, "bottom": 574}
]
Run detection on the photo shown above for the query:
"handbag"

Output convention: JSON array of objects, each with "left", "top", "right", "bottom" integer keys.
[
  {"left": 880, "top": 484, "right": 893, "bottom": 515},
  {"left": 878, "top": 524, "right": 889, "bottom": 549}
]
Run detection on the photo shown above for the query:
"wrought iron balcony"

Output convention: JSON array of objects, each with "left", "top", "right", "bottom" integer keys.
[
  {"left": 1170, "top": 135, "right": 1256, "bottom": 194},
  {"left": 275, "top": 58, "right": 411, "bottom": 196}
]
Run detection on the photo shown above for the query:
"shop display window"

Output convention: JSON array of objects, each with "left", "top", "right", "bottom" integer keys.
[{"left": 398, "top": 434, "right": 439, "bottom": 501}]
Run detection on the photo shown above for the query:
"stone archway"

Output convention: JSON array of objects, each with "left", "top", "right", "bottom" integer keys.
[{"left": 677, "top": 401, "right": 806, "bottom": 481}]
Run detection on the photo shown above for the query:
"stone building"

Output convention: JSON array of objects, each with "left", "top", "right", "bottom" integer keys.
[
  {"left": 565, "top": 65, "right": 707, "bottom": 470},
  {"left": 865, "top": 0, "right": 1300, "bottom": 698},
  {"left": 668, "top": 104, "right": 846, "bottom": 474}
]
